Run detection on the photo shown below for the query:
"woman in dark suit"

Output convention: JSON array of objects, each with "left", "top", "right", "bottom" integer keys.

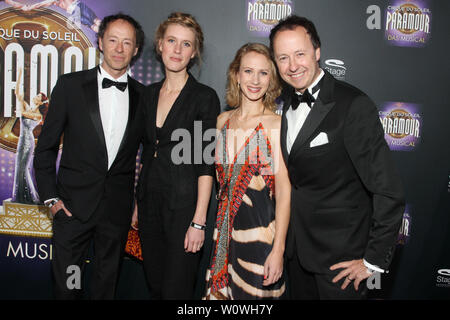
[{"left": 135, "top": 12, "right": 220, "bottom": 299}]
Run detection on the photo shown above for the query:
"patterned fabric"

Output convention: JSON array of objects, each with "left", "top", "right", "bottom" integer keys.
[
  {"left": 12, "top": 117, "right": 40, "bottom": 204},
  {"left": 125, "top": 228, "right": 143, "bottom": 261},
  {"left": 204, "top": 119, "right": 285, "bottom": 300}
]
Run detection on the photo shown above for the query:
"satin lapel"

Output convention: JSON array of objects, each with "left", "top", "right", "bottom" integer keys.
[
  {"left": 280, "top": 97, "right": 290, "bottom": 165},
  {"left": 115, "top": 77, "right": 139, "bottom": 158},
  {"left": 150, "top": 81, "right": 162, "bottom": 145},
  {"left": 288, "top": 70, "right": 336, "bottom": 160},
  {"left": 83, "top": 69, "right": 108, "bottom": 162},
  {"left": 290, "top": 99, "right": 335, "bottom": 156}
]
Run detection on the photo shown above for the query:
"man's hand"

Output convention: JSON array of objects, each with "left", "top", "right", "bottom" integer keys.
[
  {"left": 330, "top": 259, "right": 372, "bottom": 291},
  {"left": 50, "top": 200, "right": 72, "bottom": 218}
]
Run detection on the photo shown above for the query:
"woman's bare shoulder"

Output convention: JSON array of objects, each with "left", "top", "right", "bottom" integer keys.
[
  {"left": 216, "top": 110, "right": 233, "bottom": 129},
  {"left": 262, "top": 110, "right": 281, "bottom": 131}
]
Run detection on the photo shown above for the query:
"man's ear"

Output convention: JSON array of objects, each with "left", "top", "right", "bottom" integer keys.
[
  {"left": 98, "top": 37, "right": 103, "bottom": 52},
  {"left": 315, "top": 47, "right": 321, "bottom": 62}
]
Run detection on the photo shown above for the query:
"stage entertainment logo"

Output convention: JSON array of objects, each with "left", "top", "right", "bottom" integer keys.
[
  {"left": 378, "top": 102, "right": 422, "bottom": 152},
  {"left": 385, "top": 0, "right": 432, "bottom": 47},
  {"left": 436, "top": 269, "right": 450, "bottom": 288},
  {"left": 448, "top": 174, "right": 450, "bottom": 193},
  {"left": 324, "top": 58, "right": 347, "bottom": 81},
  {"left": 246, "top": 0, "right": 293, "bottom": 37}
]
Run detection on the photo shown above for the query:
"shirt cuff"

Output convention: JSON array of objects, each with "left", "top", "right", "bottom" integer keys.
[
  {"left": 363, "top": 259, "right": 386, "bottom": 274},
  {"left": 44, "top": 198, "right": 59, "bottom": 206}
]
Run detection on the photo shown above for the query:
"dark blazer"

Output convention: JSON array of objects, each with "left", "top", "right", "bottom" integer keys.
[
  {"left": 282, "top": 70, "right": 405, "bottom": 274},
  {"left": 136, "top": 74, "right": 220, "bottom": 209},
  {"left": 33, "top": 67, "right": 144, "bottom": 225}
]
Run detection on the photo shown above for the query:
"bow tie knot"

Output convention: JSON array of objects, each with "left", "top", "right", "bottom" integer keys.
[
  {"left": 102, "top": 78, "right": 127, "bottom": 92},
  {"left": 291, "top": 90, "right": 315, "bottom": 110},
  {"left": 290, "top": 78, "right": 323, "bottom": 110}
]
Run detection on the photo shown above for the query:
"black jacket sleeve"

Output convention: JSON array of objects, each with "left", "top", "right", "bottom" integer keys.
[
  {"left": 33, "top": 76, "right": 67, "bottom": 202},
  {"left": 194, "top": 88, "right": 221, "bottom": 177},
  {"left": 344, "top": 94, "right": 405, "bottom": 270}
]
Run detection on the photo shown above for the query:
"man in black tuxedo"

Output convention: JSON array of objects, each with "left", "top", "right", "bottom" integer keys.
[
  {"left": 269, "top": 16, "right": 405, "bottom": 299},
  {"left": 33, "top": 13, "right": 145, "bottom": 299}
]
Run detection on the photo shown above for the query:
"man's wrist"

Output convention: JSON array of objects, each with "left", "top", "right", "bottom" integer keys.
[
  {"left": 363, "top": 259, "right": 386, "bottom": 274},
  {"left": 44, "top": 198, "right": 60, "bottom": 208}
]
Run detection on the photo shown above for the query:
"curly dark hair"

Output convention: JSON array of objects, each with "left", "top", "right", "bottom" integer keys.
[{"left": 97, "top": 13, "right": 145, "bottom": 65}]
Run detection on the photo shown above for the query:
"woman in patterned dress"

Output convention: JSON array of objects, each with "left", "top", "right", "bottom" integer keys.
[{"left": 204, "top": 43, "right": 291, "bottom": 299}]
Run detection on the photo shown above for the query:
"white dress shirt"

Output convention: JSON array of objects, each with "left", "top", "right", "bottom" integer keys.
[{"left": 97, "top": 66, "right": 129, "bottom": 169}]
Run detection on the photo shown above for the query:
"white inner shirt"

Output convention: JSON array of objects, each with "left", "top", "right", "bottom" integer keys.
[
  {"left": 97, "top": 66, "right": 129, "bottom": 169},
  {"left": 286, "top": 69, "right": 324, "bottom": 154}
]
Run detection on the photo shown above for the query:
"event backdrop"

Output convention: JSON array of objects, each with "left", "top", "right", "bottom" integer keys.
[{"left": 0, "top": 0, "right": 449, "bottom": 299}]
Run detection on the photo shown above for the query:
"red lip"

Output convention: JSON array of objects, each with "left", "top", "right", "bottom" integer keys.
[{"left": 170, "top": 57, "right": 182, "bottom": 62}]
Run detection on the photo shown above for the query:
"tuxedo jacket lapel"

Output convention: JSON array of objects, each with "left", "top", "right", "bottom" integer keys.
[
  {"left": 288, "top": 99, "right": 335, "bottom": 159},
  {"left": 83, "top": 68, "right": 108, "bottom": 166},
  {"left": 114, "top": 77, "right": 139, "bottom": 159},
  {"left": 148, "top": 81, "right": 162, "bottom": 147},
  {"left": 280, "top": 94, "right": 291, "bottom": 165},
  {"left": 288, "top": 71, "right": 336, "bottom": 161}
]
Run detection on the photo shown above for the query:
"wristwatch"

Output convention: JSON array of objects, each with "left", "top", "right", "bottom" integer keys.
[{"left": 190, "top": 221, "right": 206, "bottom": 231}]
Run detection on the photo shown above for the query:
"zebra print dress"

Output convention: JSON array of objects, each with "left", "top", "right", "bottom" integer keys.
[{"left": 204, "top": 119, "right": 285, "bottom": 300}]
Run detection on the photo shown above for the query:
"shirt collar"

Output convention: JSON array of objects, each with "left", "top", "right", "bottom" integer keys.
[
  {"left": 98, "top": 65, "right": 128, "bottom": 83},
  {"left": 296, "top": 68, "right": 324, "bottom": 96}
]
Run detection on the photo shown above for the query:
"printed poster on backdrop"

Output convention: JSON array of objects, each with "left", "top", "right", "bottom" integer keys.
[{"left": 0, "top": 1, "right": 161, "bottom": 214}]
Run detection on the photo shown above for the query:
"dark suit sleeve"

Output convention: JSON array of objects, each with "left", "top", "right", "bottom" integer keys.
[
  {"left": 194, "top": 88, "right": 220, "bottom": 177},
  {"left": 343, "top": 94, "right": 405, "bottom": 270},
  {"left": 33, "top": 76, "right": 68, "bottom": 202}
]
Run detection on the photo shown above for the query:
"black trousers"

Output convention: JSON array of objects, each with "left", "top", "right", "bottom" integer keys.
[
  {"left": 138, "top": 191, "right": 202, "bottom": 300},
  {"left": 51, "top": 198, "right": 129, "bottom": 300},
  {"left": 286, "top": 249, "right": 368, "bottom": 300}
]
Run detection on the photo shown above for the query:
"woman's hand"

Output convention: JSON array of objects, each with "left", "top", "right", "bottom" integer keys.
[
  {"left": 184, "top": 225, "right": 204, "bottom": 253},
  {"left": 263, "top": 249, "right": 284, "bottom": 286}
]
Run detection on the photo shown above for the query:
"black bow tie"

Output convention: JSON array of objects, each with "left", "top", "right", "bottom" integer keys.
[
  {"left": 102, "top": 78, "right": 127, "bottom": 92},
  {"left": 291, "top": 79, "right": 322, "bottom": 110},
  {"left": 291, "top": 89, "right": 315, "bottom": 109}
]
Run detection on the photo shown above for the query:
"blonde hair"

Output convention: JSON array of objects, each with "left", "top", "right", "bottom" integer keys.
[
  {"left": 226, "top": 43, "right": 281, "bottom": 111},
  {"left": 154, "top": 12, "right": 204, "bottom": 67}
]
